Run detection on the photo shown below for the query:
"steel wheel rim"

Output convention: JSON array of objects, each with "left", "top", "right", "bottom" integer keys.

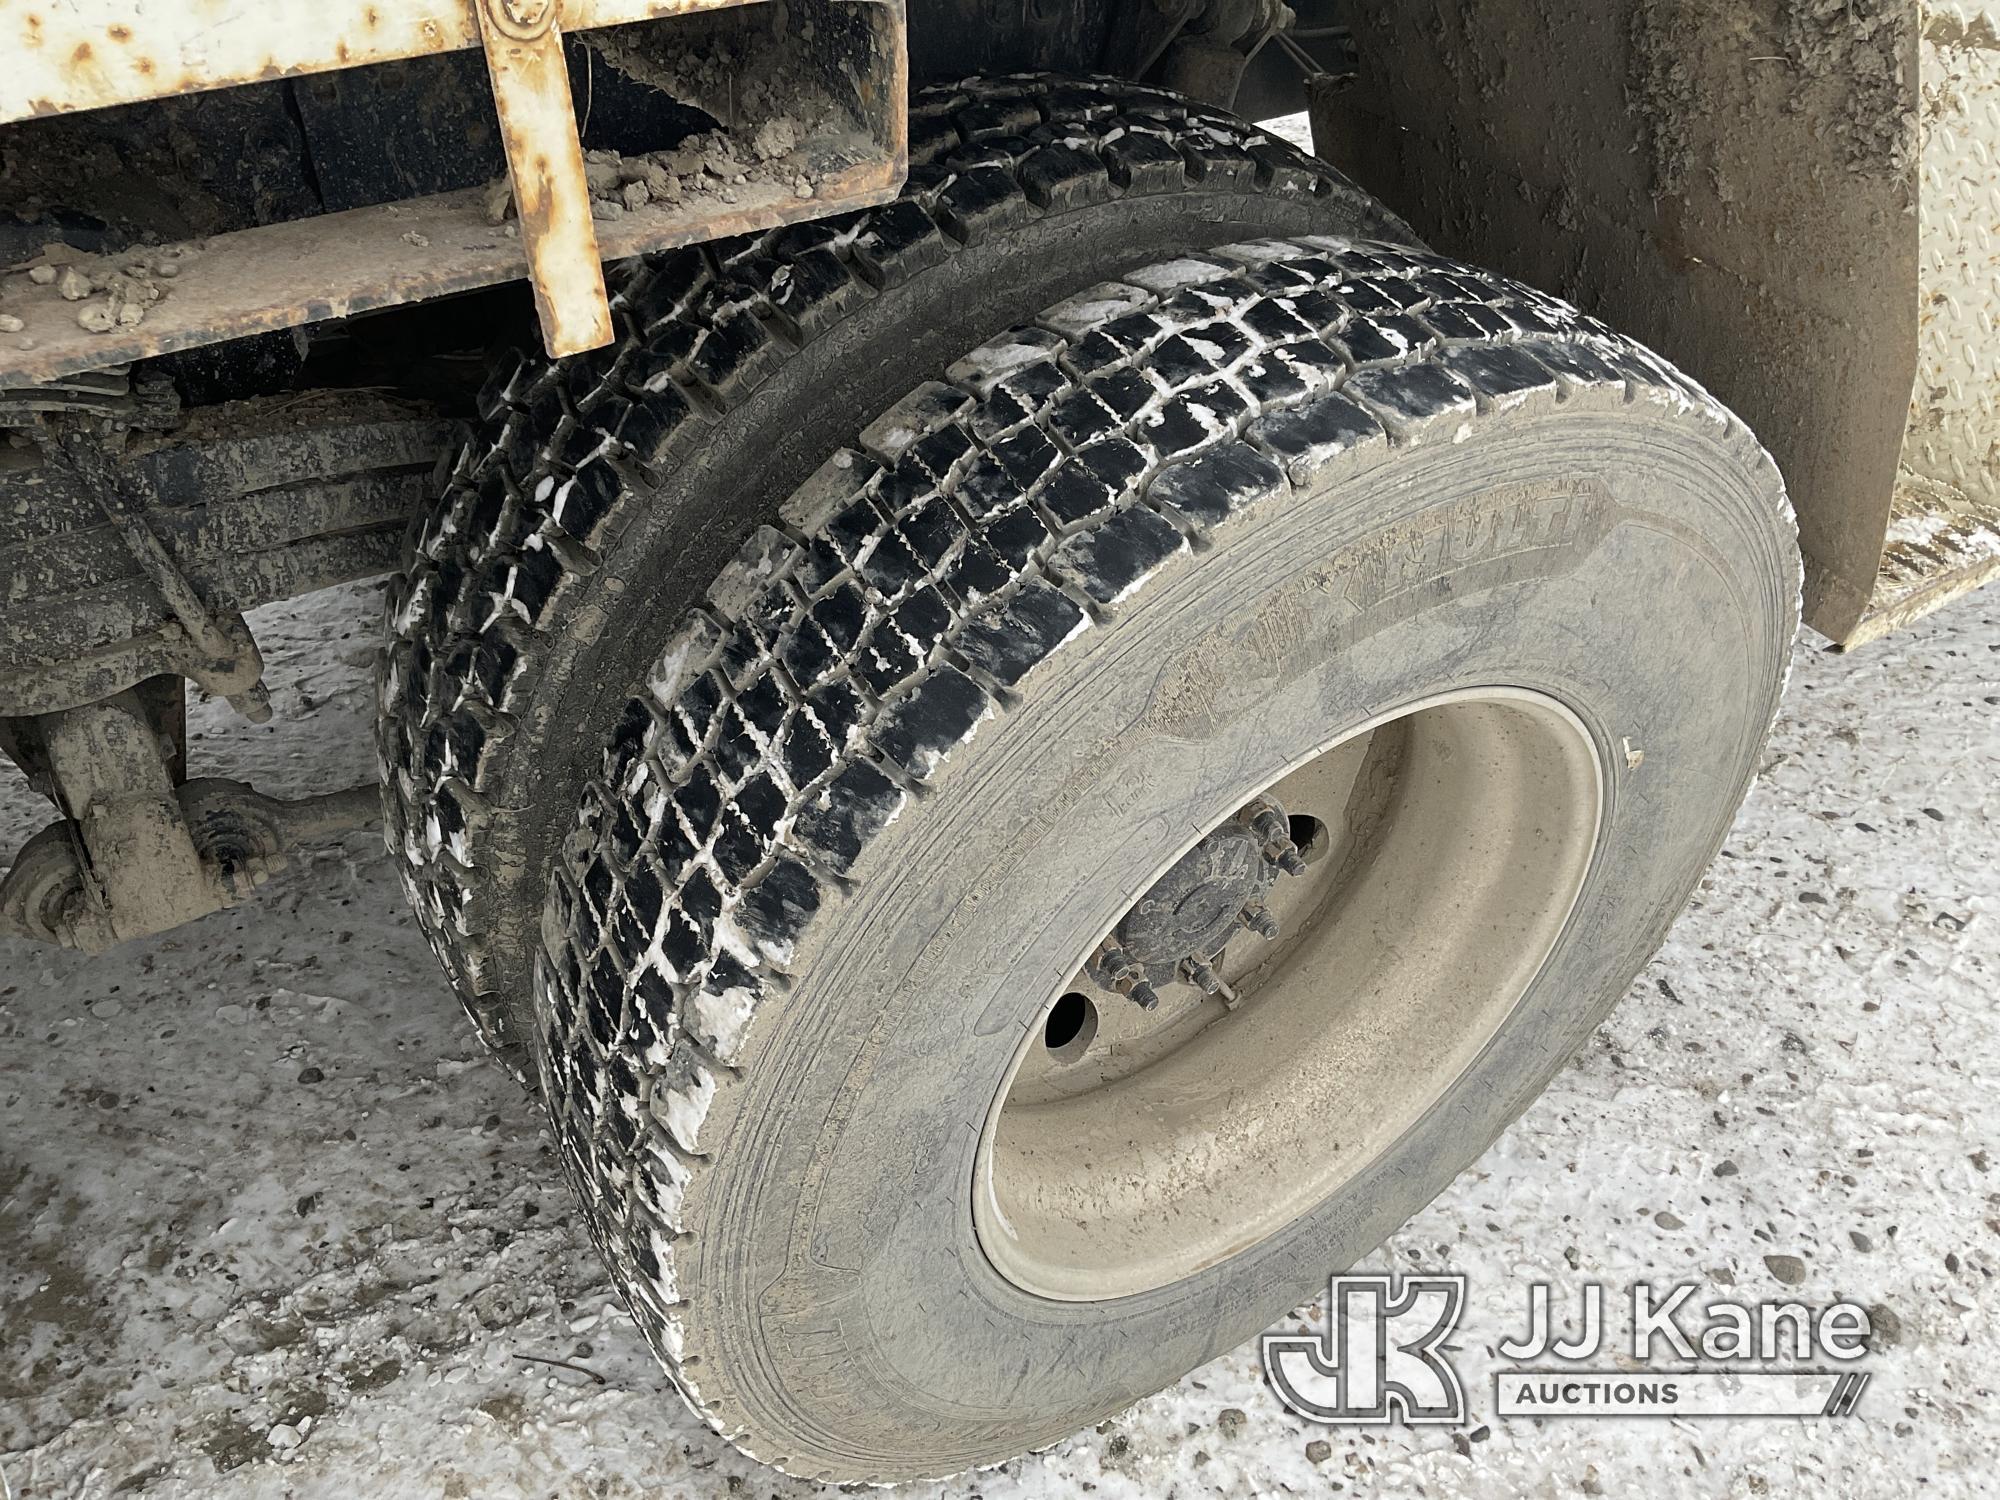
[{"left": 972, "top": 686, "right": 1607, "bottom": 1302}]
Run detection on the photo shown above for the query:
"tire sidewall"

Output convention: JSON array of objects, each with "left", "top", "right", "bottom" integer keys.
[{"left": 679, "top": 399, "right": 1793, "bottom": 1473}]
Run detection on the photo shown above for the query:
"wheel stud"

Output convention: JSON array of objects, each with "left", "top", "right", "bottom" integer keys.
[
  {"left": 1239, "top": 904, "right": 1280, "bottom": 939},
  {"left": 1245, "top": 802, "right": 1288, "bottom": 846},
  {"left": 1240, "top": 797, "right": 1307, "bottom": 877},
  {"left": 1091, "top": 793, "right": 1305, "bottom": 1015}
]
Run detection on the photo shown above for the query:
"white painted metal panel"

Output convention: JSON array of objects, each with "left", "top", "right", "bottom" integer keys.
[
  {"left": 1902, "top": 3, "right": 2000, "bottom": 508},
  {"left": 0, "top": 0, "right": 755, "bottom": 124}
]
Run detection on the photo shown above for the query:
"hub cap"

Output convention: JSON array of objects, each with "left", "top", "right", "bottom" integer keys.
[
  {"left": 1088, "top": 796, "right": 1303, "bottom": 1009},
  {"left": 972, "top": 688, "right": 1605, "bottom": 1301}
]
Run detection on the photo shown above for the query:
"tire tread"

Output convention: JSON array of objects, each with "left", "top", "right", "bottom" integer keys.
[
  {"left": 377, "top": 74, "right": 1404, "bottom": 1071},
  {"left": 532, "top": 233, "right": 1795, "bottom": 1476}
]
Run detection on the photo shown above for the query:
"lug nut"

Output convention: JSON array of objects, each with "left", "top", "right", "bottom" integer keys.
[
  {"left": 1090, "top": 942, "right": 1142, "bottom": 991},
  {"left": 1246, "top": 804, "right": 1289, "bottom": 846}
]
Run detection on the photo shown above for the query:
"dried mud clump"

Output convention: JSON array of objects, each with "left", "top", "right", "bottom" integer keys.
[
  {"left": 2, "top": 241, "right": 200, "bottom": 336},
  {"left": 1629, "top": 0, "right": 1916, "bottom": 197},
  {"left": 484, "top": 119, "right": 821, "bottom": 228}
]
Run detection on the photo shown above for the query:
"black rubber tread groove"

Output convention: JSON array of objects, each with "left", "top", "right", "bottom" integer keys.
[
  {"left": 531, "top": 236, "right": 1796, "bottom": 1475},
  {"left": 377, "top": 73, "right": 1411, "bottom": 1074}
]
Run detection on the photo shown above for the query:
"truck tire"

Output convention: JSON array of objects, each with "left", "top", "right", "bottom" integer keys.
[
  {"left": 378, "top": 75, "right": 1411, "bottom": 1070},
  {"left": 532, "top": 240, "right": 1798, "bottom": 1479}
]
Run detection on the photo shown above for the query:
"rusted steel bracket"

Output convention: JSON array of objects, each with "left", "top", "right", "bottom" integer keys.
[{"left": 471, "top": 0, "right": 614, "bottom": 357}]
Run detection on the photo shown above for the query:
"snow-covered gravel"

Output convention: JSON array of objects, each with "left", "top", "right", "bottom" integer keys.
[{"left": 3, "top": 565, "right": 1996, "bottom": 1500}]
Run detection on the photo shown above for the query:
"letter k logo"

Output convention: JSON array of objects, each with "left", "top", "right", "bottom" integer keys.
[{"left": 1263, "top": 1274, "right": 1468, "bottom": 1424}]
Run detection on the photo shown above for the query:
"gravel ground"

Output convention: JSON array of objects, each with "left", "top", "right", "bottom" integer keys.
[{"left": 4, "top": 575, "right": 1993, "bottom": 1500}]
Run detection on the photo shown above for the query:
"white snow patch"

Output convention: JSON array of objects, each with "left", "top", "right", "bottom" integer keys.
[
  {"left": 1119, "top": 258, "right": 1230, "bottom": 294},
  {"left": 645, "top": 1227, "right": 682, "bottom": 1302},
  {"left": 643, "top": 635, "right": 702, "bottom": 710},
  {"left": 1105, "top": 537, "right": 1190, "bottom": 606},
  {"left": 689, "top": 975, "right": 759, "bottom": 1064},
  {"left": 1039, "top": 282, "right": 1153, "bottom": 338},
  {"left": 1886, "top": 502, "right": 2000, "bottom": 560},
  {"left": 945, "top": 330, "right": 1064, "bottom": 395},
  {"left": 712, "top": 908, "right": 794, "bottom": 971},
  {"left": 652, "top": 1065, "right": 715, "bottom": 1155}
]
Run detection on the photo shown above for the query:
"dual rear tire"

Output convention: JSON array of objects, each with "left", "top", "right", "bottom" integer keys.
[{"left": 381, "top": 78, "right": 1797, "bottom": 1482}]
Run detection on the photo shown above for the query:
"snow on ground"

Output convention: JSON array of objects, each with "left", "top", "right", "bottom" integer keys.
[{"left": 2, "top": 573, "right": 1996, "bottom": 1500}]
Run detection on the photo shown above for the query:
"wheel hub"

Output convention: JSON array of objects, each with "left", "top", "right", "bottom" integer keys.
[
  {"left": 974, "top": 689, "right": 1607, "bottom": 1302},
  {"left": 1089, "top": 796, "right": 1303, "bottom": 1007}
]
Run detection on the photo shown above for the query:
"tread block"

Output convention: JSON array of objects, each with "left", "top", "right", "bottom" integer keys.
[
  {"left": 705, "top": 527, "right": 798, "bottom": 622},
  {"left": 955, "top": 580, "right": 1088, "bottom": 687},
  {"left": 768, "top": 245, "right": 868, "bottom": 341},
  {"left": 860, "top": 381, "right": 976, "bottom": 466},
  {"left": 1424, "top": 301, "right": 1517, "bottom": 341},
  {"left": 1101, "top": 129, "right": 1189, "bottom": 194},
  {"left": 1138, "top": 378, "right": 1249, "bottom": 460},
  {"left": 792, "top": 759, "right": 906, "bottom": 873},
  {"left": 1528, "top": 336, "right": 1631, "bottom": 392},
  {"left": 850, "top": 199, "right": 951, "bottom": 287},
  {"left": 1052, "top": 503, "right": 1189, "bottom": 605},
  {"left": 1147, "top": 443, "right": 1288, "bottom": 531},
  {"left": 1346, "top": 363, "right": 1478, "bottom": 442},
  {"left": 1437, "top": 343, "right": 1564, "bottom": 415},
  {"left": 1018, "top": 141, "right": 1116, "bottom": 212},
  {"left": 1244, "top": 390, "right": 1386, "bottom": 485},
  {"left": 933, "top": 164, "right": 1031, "bottom": 244},
  {"left": 1038, "top": 461, "right": 1122, "bottom": 530},
  {"left": 730, "top": 856, "right": 821, "bottom": 962},
  {"left": 945, "top": 327, "right": 1067, "bottom": 397},
  {"left": 1119, "top": 256, "right": 1231, "bottom": 295},
  {"left": 870, "top": 665, "right": 992, "bottom": 777},
  {"left": 1338, "top": 312, "right": 1437, "bottom": 366},
  {"left": 955, "top": 97, "right": 1043, "bottom": 143}
]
